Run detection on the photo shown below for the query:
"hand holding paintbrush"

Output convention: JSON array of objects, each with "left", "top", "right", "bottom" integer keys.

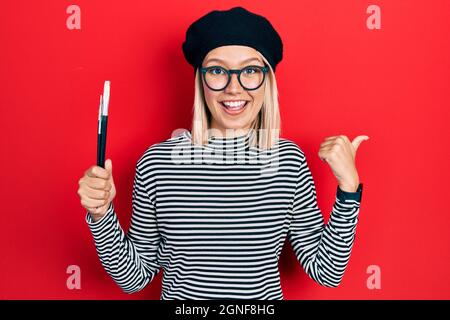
[{"left": 77, "top": 81, "right": 116, "bottom": 221}]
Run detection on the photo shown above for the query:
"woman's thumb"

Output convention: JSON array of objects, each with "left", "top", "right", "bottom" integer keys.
[{"left": 105, "top": 159, "right": 112, "bottom": 173}]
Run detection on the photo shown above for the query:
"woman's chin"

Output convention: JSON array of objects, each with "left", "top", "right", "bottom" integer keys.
[{"left": 219, "top": 120, "right": 250, "bottom": 131}]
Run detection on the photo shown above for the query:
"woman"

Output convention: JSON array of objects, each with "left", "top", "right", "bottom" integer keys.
[{"left": 77, "top": 6, "right": 367, "bottom": 300}]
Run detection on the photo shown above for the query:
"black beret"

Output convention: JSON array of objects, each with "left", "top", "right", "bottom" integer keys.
[{"left": 182, "top": 6, "right": 283, "bottom": 72}]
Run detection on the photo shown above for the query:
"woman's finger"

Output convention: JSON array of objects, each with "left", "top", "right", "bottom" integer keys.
[
  {"left": 320, "top": 140, "right": 335, "bottom": 148},
  {"left": 81, "top": 198, "right": 109, "bottom": 208},
  {"left": 318, "top": 148, "right": 330, "bottom": 161},
  {"left": 86, "top": 177, "right": 112, "bottom": 190},
  {"left": 351, "top": 135, "right": 369, "bottom": 152},
  {"left": 86, "top": 166, "right": 110, "bottom": 180},
  {"left": 81, "top": 186, "right": 110, "bottom": 200}
]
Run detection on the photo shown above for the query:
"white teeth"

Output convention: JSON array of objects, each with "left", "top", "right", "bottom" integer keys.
[{"left": 222, "top": 100, "right": 246, "bottom": 108}]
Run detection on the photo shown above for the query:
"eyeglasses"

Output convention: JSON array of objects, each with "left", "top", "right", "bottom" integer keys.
[{"left": 200, "top": 65, "right": 269, "bottom": 91}]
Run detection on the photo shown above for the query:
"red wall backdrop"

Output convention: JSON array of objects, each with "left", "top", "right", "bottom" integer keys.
[{"left": 1, "top": 0, "right": 449, "bottom": 299}]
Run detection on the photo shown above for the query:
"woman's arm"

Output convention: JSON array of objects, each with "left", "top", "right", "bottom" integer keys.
[
  {"left": 287, "top": 155, "right": 362, "bottom": 287},
  {"left": 85, "top": 161, "right": 161, "bottom": 293}
]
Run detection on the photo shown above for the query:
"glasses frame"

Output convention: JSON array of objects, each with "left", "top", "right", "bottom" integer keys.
[{"left": 199, "top": 65, "right": 269, "bottom": 91}]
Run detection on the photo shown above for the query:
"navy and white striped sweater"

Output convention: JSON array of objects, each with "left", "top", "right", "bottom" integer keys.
[{"left": 86, "top": 129, "right": 363, "bottom": 299}]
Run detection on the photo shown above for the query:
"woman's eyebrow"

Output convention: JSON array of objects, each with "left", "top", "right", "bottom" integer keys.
[{"left": 205, "top": 57, "right": 262, "bottom": 65}]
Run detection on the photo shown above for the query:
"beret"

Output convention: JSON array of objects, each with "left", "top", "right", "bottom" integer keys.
[{"left": 182, "top": 6, "right": 283, "bottom": 72}]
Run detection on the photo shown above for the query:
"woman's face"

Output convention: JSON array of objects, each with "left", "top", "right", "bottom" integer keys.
[{"left": 201, "top": 45, "right": 265, "bottom": 136}]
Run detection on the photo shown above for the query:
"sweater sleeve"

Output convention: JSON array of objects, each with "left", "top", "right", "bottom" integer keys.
[
  {"left": 287, "top": 154, "right": 363, "bottom": 287},
  {"left": 85, "top": 161, "right": 161, "bottom": 293}
]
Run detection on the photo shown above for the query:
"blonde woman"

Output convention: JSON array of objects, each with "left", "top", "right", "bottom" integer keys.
[{"left": 77, "top": 6, "right": 367, "bottom": 300}]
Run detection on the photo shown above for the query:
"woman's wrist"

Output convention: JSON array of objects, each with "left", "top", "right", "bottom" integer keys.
[{"left": 338, "top": 181, "right": 359, "bottom": 192}]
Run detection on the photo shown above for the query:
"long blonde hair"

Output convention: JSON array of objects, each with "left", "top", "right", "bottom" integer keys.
[{"left": 190, "top": 52, "right": 281, "bottom": 150}]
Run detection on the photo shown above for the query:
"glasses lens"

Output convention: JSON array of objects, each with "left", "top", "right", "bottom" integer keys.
[
  {"left": 204, "top": 67, "right": 229, "bottom": 90},
  {"left": 240, "top": 66, "right": 264, "bottom": 90}
]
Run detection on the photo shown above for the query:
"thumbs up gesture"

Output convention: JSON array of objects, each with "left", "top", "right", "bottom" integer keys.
[{"left": 318, "top": 135, "right": 369, "bottom": 192}]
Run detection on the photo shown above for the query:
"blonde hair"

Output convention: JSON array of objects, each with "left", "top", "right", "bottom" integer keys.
[{"left": 189, "top": 52, "right": 281, "bottom": 150}]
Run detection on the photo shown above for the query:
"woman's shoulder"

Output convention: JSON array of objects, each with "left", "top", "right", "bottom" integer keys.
[{"left": 277, "top": 137, "right": 306, "bottom": 163}]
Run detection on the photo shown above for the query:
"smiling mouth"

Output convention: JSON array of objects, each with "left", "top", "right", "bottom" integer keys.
[{"left": 219, "top": 101, "right": 249, "bottom": 112}]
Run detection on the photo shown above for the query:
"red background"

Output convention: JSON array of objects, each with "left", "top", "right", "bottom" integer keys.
[{"left": 1, "top": 0, "right": 449, "bottom": 299}]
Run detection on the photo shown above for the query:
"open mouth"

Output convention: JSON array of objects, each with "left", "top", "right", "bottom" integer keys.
[{"left": 219, "top": 100, "right": 249, "bottom": 115}]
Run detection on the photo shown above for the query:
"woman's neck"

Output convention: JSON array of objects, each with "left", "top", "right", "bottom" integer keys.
[{"left": 209, "top": 125, "right": 251, "bottom": 138}]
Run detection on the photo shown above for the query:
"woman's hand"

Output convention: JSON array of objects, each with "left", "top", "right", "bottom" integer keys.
[
  {"left": 318, "top": 135, "right": 369, "bottom": 192},
  {"left": 77, "top": 159, "right": 116, "bottom": 222}
]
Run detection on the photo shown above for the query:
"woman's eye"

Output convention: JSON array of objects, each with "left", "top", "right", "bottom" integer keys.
[
  {"left": 244, "top": 67, "right": 257, "bottom": 74},
  {"left": 209, "top": 68, "right": 224, "bottom": 75}
]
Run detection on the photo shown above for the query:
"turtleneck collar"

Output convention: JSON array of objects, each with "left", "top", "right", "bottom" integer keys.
[{"left": 183, "top": 129, "right": 257, "bottom": 151}]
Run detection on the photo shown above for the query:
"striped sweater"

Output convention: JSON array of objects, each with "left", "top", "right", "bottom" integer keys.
[{"left": 86, "top": 129, "right": 363, "bottom": 299}]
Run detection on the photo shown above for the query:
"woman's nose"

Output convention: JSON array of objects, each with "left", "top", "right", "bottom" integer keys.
[{"left": 224, "top": 73, "right": 243, "bottom": 93}]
